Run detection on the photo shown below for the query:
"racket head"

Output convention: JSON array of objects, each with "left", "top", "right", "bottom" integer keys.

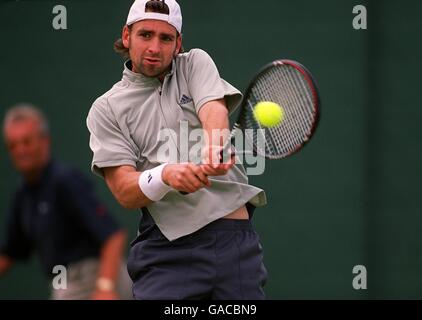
[{"left": 236, "top": 59, "right": 321, "bottom": 159}]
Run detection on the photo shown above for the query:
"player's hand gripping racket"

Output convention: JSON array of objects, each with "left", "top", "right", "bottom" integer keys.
[{"left": 181, "top": 59, "right": 320, "bottom": 194}]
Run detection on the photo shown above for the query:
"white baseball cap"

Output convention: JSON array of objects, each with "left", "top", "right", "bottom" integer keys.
[{"left": 126, "top": 0, "right": 183, "bottom": 34}]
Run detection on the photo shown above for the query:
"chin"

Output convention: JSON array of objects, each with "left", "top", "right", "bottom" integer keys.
[{"left": 15, "top": 162, "right": 38, "bottom": 174}]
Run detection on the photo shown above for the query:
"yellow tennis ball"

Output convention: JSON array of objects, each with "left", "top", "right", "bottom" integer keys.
[{"left": 253, "top": 101, "right": 284, "bottom": 128}]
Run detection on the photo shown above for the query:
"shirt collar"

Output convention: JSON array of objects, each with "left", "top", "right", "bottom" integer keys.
[{"left": 122, "top": 60, "right": 176, "bottom": 85}]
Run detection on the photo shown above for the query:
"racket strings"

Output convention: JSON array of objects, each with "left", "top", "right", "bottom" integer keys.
[
  {"left": 270, "top": 67, "right": 313, "bottom": 151},
  {"left": 241, "top": 64, "right": 316, "bottom": 158}
]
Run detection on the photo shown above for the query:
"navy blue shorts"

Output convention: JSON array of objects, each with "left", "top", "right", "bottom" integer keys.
[{"left": 127, "top": 209, "right": 268, "bottom": 300}]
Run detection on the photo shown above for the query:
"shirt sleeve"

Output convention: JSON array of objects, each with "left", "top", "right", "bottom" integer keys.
[
  {"left": 86, "top": 98, "right": 139, "bottom": 178},
  {"left": 0, "top": 193, "right": 32, "bottom": 261},
  {"left": 56, "top": 168, "right": 122, "bottom": 245},
  {"left": 187, "top": 49, "right": 243, "bottom": 115}
]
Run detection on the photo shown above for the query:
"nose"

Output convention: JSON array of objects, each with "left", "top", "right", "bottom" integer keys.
[
  {"left": 12, "top": 142, "right": 24, "bottom": 154},
  {"left": 12, "top": 142, "right": 29, "bottom": 157},
  {"left": 147, "top": 37, "right": 160, "bottom": 54}
]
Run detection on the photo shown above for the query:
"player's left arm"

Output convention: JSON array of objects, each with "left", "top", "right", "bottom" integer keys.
[{"left": 198, "top": 98, "right": 234, "bottom": 176}]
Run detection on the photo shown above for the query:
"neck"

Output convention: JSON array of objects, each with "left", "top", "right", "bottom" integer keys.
[
  {"left": 23, "top": 168, "right": 43, "bottom": 185},
  {"left": 157, "top": 65, "right": 173, "bottom": 82},
  {"left": 23, "top": 158, "right": 50, "bottom": 185},
  {"left": 158, "top": 73, "right": 166, "bottom": 83}
]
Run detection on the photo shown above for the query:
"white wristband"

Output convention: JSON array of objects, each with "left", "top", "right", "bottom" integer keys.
[{"left": 138, "top": 164, "right": 172, "bottom": 202}]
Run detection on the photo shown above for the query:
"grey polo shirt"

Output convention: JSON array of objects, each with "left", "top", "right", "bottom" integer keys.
[{"left": 87, "top": 48, "right": 266, "bottom": 241}]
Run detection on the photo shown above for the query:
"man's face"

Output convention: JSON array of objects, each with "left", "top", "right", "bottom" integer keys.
[
  {"left": 4, "top": 119, "right": 50, "bottom": 175},
  {"left": 123, "top": 20, "right": 182, "bottom": 80}
]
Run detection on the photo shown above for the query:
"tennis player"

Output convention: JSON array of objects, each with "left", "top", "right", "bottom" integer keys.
[{"left": 87, "top": 0, "right": 267, "bottom": 300}]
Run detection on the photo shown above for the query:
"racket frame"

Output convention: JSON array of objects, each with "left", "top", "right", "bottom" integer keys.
[{"left": 231, "top": 59, "right": 321, "bottom": 159}]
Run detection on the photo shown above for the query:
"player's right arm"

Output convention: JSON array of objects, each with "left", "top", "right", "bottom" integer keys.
[
  {"left": 0, "top": 255, "right": 14, "bottom": 276},
  {"left": 103, "top": 164, "right": 210, "bottom": 209},
  {"left": 103, "top": 166, "right": 149, "bottom": 210}
]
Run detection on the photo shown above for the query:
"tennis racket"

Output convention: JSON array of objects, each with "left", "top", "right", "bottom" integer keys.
[
  {"left": 180, "top": 59, "right": 320, "bottom": 194},
  {"left": 223, "top": 59, "right": 320, "bottom": 160}
]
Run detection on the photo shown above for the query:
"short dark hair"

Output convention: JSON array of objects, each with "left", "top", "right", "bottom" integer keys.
[
  {"left": 145, "top": 0, "right": 170, "bottom": 14},
  {"left": 114, "top": 0, "right": 181, "bottom": 59}
]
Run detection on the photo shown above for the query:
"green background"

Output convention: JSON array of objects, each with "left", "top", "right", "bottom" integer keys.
[{"left": 0, "top": 0, "right": 421, "bottom": 299}]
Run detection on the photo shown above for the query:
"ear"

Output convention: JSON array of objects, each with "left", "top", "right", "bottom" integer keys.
[
  {"left": 175, "top": 34, "right": 182, "bottom": 56},
  {"left": 122, "top": 25, "right": 130, "bottom": 49}
]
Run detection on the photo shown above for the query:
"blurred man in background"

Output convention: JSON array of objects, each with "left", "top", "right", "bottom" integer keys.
[{"left": 0, "top": 104, "right": 132, "bottom": 300}]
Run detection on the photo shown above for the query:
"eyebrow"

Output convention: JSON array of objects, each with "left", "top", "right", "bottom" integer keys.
[{"left": 137, "top": 28, "right": 176, "bottom": 39}]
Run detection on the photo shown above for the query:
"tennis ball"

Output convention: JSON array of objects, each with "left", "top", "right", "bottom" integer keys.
[{"left": 253, "top": 101, "right": 284, "bottom": 128}]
